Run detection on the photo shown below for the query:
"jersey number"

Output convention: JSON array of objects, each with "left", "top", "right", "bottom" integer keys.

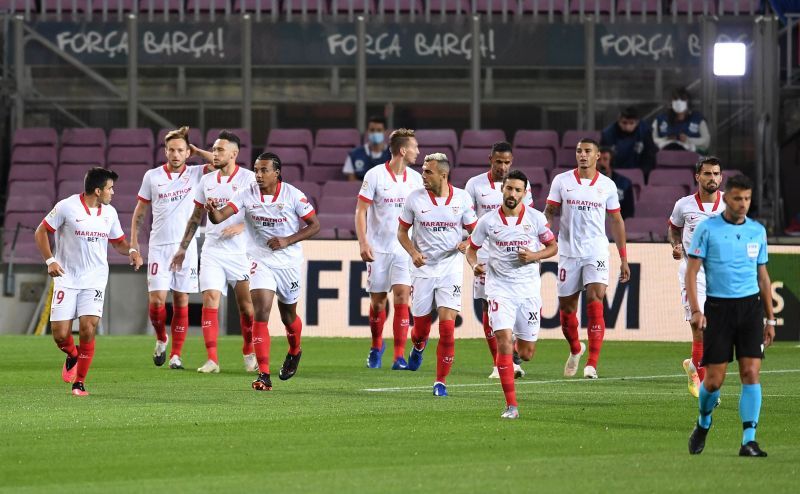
[
  {"left": 559, "top": 268, "right": 566, "bottom": 282},
  {"left": 490, "top": 300, "right": 499, "bottom": 312},
  {"left": 250, "top": 262, "right": 257, "bottom": 275},
  {"left": 150, "top": 263, "right": 159, "bottom": 276},
  {"left": 54, "top": 290, "right": 65, "bottom": 305}
]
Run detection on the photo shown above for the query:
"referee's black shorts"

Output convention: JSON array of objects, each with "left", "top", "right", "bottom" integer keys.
[{"left": 702, "top": 294, "right": 764, "bottom": 365}]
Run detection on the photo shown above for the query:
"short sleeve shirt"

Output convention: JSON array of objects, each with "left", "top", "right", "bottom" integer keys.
[
  {"left": 193, "top": 165, "right": 255, "bottom": 254},
  {"left": 137, "top": 164, "right": 206, "bottom": 246},
  {"left": 42, "top": 194, "right": 125, "bottom": 290}
]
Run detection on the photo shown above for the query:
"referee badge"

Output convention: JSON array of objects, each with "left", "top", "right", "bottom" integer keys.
[{"left": 747, "top": 242, "right": 759, "bottom": 258}]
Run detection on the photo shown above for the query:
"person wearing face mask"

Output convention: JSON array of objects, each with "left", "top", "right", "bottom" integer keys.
[
  {"left": 343, "top": 115, "right": 392, "bottom": 181},
  {"left": 652, "top": 87, "right": 711, "bottom": 154},
  {"left": 598, "top": 147, "right": 635, "bottom": 219},
  {"left": 600, "top": 106, "right": 656, "bottom": 172}
]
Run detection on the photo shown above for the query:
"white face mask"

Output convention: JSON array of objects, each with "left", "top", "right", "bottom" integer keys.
[
  {"left": 672, "top": 99, "right": 688, "bottom": 113},
  {"left": 368, "top": 132, "right": 385, "bottom": 145}
]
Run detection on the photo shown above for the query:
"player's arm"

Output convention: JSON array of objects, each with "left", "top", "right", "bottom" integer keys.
[
  {"left": 397, "top": 221, "right": 426, "bottom": 267},
  {"left": 268, "top": 213, "right": 321, "bottom": 250},
  {"left": 668, "top": 223, "right": 683, "bottom": 260},
  {"left": 465, "top": 242, "right": 485, "bottom": 276},
  {"left": 190, "top": 144, "right": 213, "bottom": 165},
  {"left": 608, "top": 210, "right": 630, "bottom": 283},
  {"left": 686, "top": 255, "right": 704, "bottom": 331},
  {"left": 130, "top": 199, "right": 150, "bottom": 253},
  {"left": 757, "top": 264, "right": 776, "bottom": 347},
  {"left": 206, "top": 200, "right": 237, "bottom": 225},
  {"left": 519, "top": 238, "right": 558, "bottom": 264},
  {"left": 109, "top": 235, "right": 143, "bottom": 271},
  {"left": 543, "top": 203, "right": 560, "bottom": 225},
  {"left": 170, "top": 203, "right": 204, "bottom": 271},
  {"left": 355, "top": 198, "right": 374, "bottom": 262},
  {"left": 34, "top": 222, "right": 64, "bottom": 278}
]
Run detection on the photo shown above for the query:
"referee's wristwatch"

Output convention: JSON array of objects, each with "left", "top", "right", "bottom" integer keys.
[{"left": 765, "top": 319, "right": 777, "bottom": 326}]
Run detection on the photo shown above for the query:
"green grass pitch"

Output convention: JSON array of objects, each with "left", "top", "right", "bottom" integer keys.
[{"left": 1, "top": 335, "right": 798, "bottom": 493}]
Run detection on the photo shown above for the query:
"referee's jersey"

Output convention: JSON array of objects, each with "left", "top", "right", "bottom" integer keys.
[{"left": 687, "top": 214, "right": 768, "bottom": 299}]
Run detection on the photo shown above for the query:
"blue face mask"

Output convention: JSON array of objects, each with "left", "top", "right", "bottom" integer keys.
[{"left": 368, "top": 132, "right": 384, "bottom": 145}]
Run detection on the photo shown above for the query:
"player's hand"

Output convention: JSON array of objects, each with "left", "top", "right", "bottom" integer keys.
[
  {"left": 472, "top": 263, "right": 486, "bottom": 276},
  {"left": 267, "top": 236, "right": 290, "bottom": 250},
  {"left": 220, "top": 224, "right": 244, "bottom": 239},
  {"left": 190, "top": 144, "right": 204, "bottom": 156},
  {"left": 47, "top": 261, "right": 65, "bottom": 278},
  {"left": 129, "top": 251, "right": 143, "bottom": 271},
  {"left": 672, "top": 243, "right": 683, "bottom": 260},
  {"left": 457, "top": 240, "right": 469, "bottom": 254},
  {"left": 517, "top": 247, "right": 539, "bottom": 264},
  {"left": 359, "top": 243, "right": 375, "bottom": 262},
  {"left": 763, "top": 323, "right": 775, "bottom": 348},
  {"left": 170, "top": 249, "right": 186, "bottom": 272},
  {"left": 619, "top": 259, "right": 631, "bottom": 283},
  {"left": 204, "top": 198, "right": 217, "bottom": 214},
  {"left": 411, "top": 251, "right": 427, "bottom": 268},
  {"left": 690, "top": 311, "right": 706, "bottom": 332}
]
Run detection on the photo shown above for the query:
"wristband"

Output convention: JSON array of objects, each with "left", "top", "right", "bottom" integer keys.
[
  {"left": 129, "top": 248, "right": 138, "bottom": 254},
  {"left": 766, "top": 319, "right": 777, "bottom": 326},
  {"left": 45, "top": 257, "right": 56, "bottom": 266},
  {"left": 691, "top": 310, "right": 701, "bottom": 316},
  {"left": 618, "top": 247, "right": 627, "bottom": 258}
]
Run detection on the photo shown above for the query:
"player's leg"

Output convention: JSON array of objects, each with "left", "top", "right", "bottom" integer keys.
[
  {"left": 168, "top": 291, "right": 190, "bottom": 369},
  {"left": 494, "top": 328, "right": 518, "bottom": 417},
  {"left": 473, "top": 268, "right": 498, "bottom": 377},
  {"left": 365, "top": 253, "right": 392, "bottom": 366},
  {"left": 249, "top": 288, "right": 275, "bottom": 391},
  {"left": 432, "top": 273, "right": 462, "bottom": 395},
  {"left": 680, "top": 280, "right": 702, "bottom": 397},
  {"left": 274, "top": 266, "right": 303, "bottom": 380},
  {"left": 148, "top": 290, "right": 169, "bottom": 367},
  {"left": 72, "top": 312, "right": 100, "bottom": 396},
  {"left": 233, "top": 279, "right": 257, "bottom": 371},
  {"left": 557, "top": 256, "right": 585, "bottom": 376},
  {"left": 51, "top": 287, "right": 79, "bottom": 383},
  {"left": 408, "top": 276, "right": 434, "bottom": 371},
  {"left": 583, "top": 282, "right": 607, "bottom": 379},
  {"left": 736, "top": 295, "right": 768, "bottom": 456},
  {"left": 198, "top": 253, "right": 227, "bottom": 371},
  {"left": 390, "top": 283, "right": 411, "bottom": 369}
]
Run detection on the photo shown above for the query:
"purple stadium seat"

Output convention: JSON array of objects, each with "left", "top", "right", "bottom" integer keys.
[
  {"left": 321, "top": 180, "right": 362, "bottom": 198},
  {"left": 60, "top": 146, "right": 105, "bottom": 167},
  {"left": 41, "top": 0, "right": 92, "bottom": 12},
  {"left": 642, "top": 184, "right": 689, "bottom": 200},
  {"left": 293, "top": 181, "right": 322, "bottom": 203},
  {"left": 2, "top": 212, "right": 47, "bottom": 263},
  {"left": 316, "top": 213, "right": 356, "bottom": 239},
  {"left": 625, "top": 217, "right": 668, "bottom": 242},
  {"left": 57, "top": 180, "right": 85, "bottom": 198},
  {"left": 13, "top": 128, "right": 58, "bottom": 148},
  {"left": 283, "top": 0, "right": 328, "bottom": 13},
  {"left": 647, "top": 168, "right": 695, "bottom": 190},
  {"left": 5, "top": 194, "right": 54, "bottom": 214},
  {"left": 308, "top": 167, "right": 345, "bottom": 184},
  {"left": 107, "top": 147, "right": 153, "bottom": 166},
  {"left": 512, "top": 148, "right": 555, "bottom": 169},
  {"left": 156, "top": 128, "right": 203, "bottom": 148},
  {"left": 570, "top": 0, "right": 612, "bottom": 14},
  {"left": 110, "top": 164, "right": 152, "bottom": 187},
  {"left": 379, "top": 0, "right": 423, "bottom": 13},
  {"left": 419, "top": 146, "right": 455, "bottom": 165},
  {"left": 0, "top": 0, "right": 37, "bottom": 13},
  {"left": 235, "top": 0, "right": 281, "bottom": 12},
  {"left": 187, "top": 0, "right": 232, "bottom": 12},
  {"left": 280, "top": 166, "right": 303, "bottom": 183},
  {"left": 556, "top": 148, "right": 576, "bottom": 167},
  {"left": 139, "top": 0, "right": 184, "bottom": 11},
  {"left": 415, "top": 129, "right": 458, "bottom": 154},
  {"left": 57, "top": 164, "right": 92, "bottom": 184},
  {"left": 718, "top": 0, "right": 760, "bottom": 15},
  {"left": 319, "top": 195, "right": 358, "bottom": 214},
  {"left": 672, "top": 0, "right": 716, "bottom": 14},
  {"left": 311, "top": 147, "right": 350, "bottom": 167},
  {"left": 656, "top": 150, "right": 700, "bottom": 169},
  {"left": 108, "top": 128, "right": 154, "bottom": 150},
  {"left": 315, "top": 128, "right": 361, "bottom": 149},
  {"left": 513, "top": 130, "right": 559, "bottom": 155},
  {"left": 616, "top": 0, "right": 660, "bottom": 14},
  {"left": 12, "top": 147, "right": 58, "bottom": 168},
  {"left": 561, "top": 130, "right": 601, "bottom": 149},
  {"left": 721, "top": 169, "right": 744, "bottom": 186},
  {"left": 267, "top": 129, "right": 314, "bottom": 155},
  {"left": 449, "top": 168, "right": 476, "bottom": 188},
  {"left": 268, "top": 146, "right": 309, "bottom": 181},
  {"left": 9, "top": 164, "right": 56, "bottom": 183},
  {"left": 61, "top": 128, "right": 106, "bottom": 148},
  {"left": 636, "top": 199, "right": 681, "bottom": 218},
  {"left": 331, "top": 0, "right": 373, "bottom": 12},
  {"left": 426, "top": 0, "right": 467, "bottom": 13},
  {"left": 456, "top": 148, "right": 491, "bottom": 168},
  {"left": 460, "top": 129, "right": 506, "bottom": 149},
  {"left": 548, "top": 167, "right": 575, "bottom": 182},
  {"left": 516, "top": 167, "right": 548, "bottom": 188},
  {"left": 519, "top": 0, "right": 568, "bottom": 13},
  {"left": 8, "top": 181, "right": 55, "bottom": 203},
  {"left": 473, "top": 0, "right": 515, "bottom": 13},
  {"left": 205, "top": 128, "right": 252, "bottom": 149},
  {"left": 614, "top": 168, "right": 645, "bottom": 200}
]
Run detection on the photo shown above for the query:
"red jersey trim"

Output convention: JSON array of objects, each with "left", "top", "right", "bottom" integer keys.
[
  {"left": 271, "top": 181, "right": 282, "bottom": 203},
  {"left": 668, "top": 219, "right": 681, "bottom": 230},
  {"left": 546, "top": 199, "right": 561, "bottom": 206},
  {"left": 606, "top": 207, "right": 621, "bottom": 214},
  {"left": 42, "top": 219, "right": 56, "bottom": 233},
  {"left": 227, "top": 202, "right": 239, "bottom": 214},
  {"left": 301, "top": 210, "right": 316, "bottom": 221},
  {"left": 426, "top": 184, "right": 455, "bottom": 205},
  {"left": 464, "top": 220, "right": 477, "bottom": 232},
  {"left": 193, "top": 199, "right": 204, "bottom": 208},
  {"left": 217, "top": 165, "right": 240, "bottom": 183},
  {"left": 384, "top": 161, "right": 407, "bottom": 183},
  {"left": 79, "top": 193, "right": 102, "bottom": 216},
  {"left": 468, "top": 237, "right": 481, "bottom": 250},
  {"left": 573, "top": 168, "right": 600, "bottom": 186},
  {"left": 162, "top": 163, "right": 187, "bottom": 180},
  {"left": 109, "top": 234, "right": 126, "bottom": 244},
  {"left": 137, "top": 195, "right": 151, "bottom": 204},
  {"left": 398, "top": 218, "right": 412, "bottom": 228},
  {"left": 357, "top": 194, "right": 373, "bottom": 204},
  {"left": 486, "top": 171, "right": 495, "bottom": 189},
  {"left": 695, "top": 192, "right": 722, "bottom": 212}
]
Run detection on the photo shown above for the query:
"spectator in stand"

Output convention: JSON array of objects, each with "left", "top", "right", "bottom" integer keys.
[
  {"left": 343, "top": 115, "right": 392, "bottom": 181},
  {"left": 652, "top": 87, "right": 711, "bottom": 154},
  {"left": 600, "top": 106, "right": 656, "bottom": 173},
  {"left": 598, "top": 147, "right": 635, "bottom": 219}
]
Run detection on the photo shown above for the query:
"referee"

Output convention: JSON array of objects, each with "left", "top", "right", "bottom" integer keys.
[{"left": 685, "top": 174, "right": 775, "bottom": 457}]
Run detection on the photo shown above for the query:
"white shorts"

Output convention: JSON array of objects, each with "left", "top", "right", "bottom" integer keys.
[
  {"left": 147, "top": 241, "right": 199, "bottom": 294},
  {"left": 411, "top": 272, "right": 463, "bottom": 317},
  {"left": 249, "top": 261, "right": 302, "bottom": 304},
  {"left": 50, "top": 286, "right": 104, "bottom": 322},
  {"left": 488, "top": 296, "right": 542, "bottom": 342},
  {"left": 367, "top": 251, "right": 412, "bottom": 293},
  {"left": 556, "top": 254, "right": 610, "bottom": 297},
  {"left": 199, "top": 248, "right": 250, "bottom": 295},
  {"left": 679, "top": 269, "right": 707, "bottom": 321}
]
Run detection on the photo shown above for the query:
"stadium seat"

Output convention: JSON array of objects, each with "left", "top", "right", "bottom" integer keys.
[
  {"left": 642, "top": 184, "right": 689, "bottom": 200},
  {"left": 473, "top": 0, "right": 515, "bottom": 14},
  {"left": 321, "top": 181, "right": 362, "bottom": 198},
  {"left": 512, "top": 148, "right": 555, "bottom": 169},
  {"left": 635, "top": 199, "right": 680, "bottom": 218},
  {"left": 614, "top": 168, "right": 644, "bottom": 200},
  {"left": 41, "top": 0, "right": 93, "bottom": 12},
  {"left": 283, "top": 0, "right": 329, "bottom": 13},
  {"left": 647, "top": 168, "right": 695, "bottom": 191},
  {"left": 513, "top": 130, "right": 559, "bottom": 159},
  {"left": 267, "top": 129, "right": 314, "bottom": 156},
  {"left": 718, "top": 0, "right": 761, "bottom": 15},
  {"left": 315, "top": 128, "right": 361, "bottom": 149},
  {"left": 415, "top": 129, "right": 458, "bottom": 155},
  {"left": 419, "top": 146, "right": 456, "bottom": 165},
  {"left": 7, "top": 181, "right": 55, "bottom": 203},
  {"left": 379, "top": 0, "right": 423, "bottom": 14},
  {"left": 548, "top": 167, "right": 574, "bottom": 181},
  {"left": 12, "top": 147, "right": 58, "bottom": 168},
  {"left": 235, "top": 0, "right": 281, "bottom": 13},
  {"left": 449, "top": 167, "right": 477, "bottom": 188},
  {"left": 293, "top": 181, "right": 322, "bottom": 204},
  {"left": 13, "top": 128, "right": 58, "bottom": 148},
  {"left": 2, "top": 212, "right": 47, "bottom": 263},
  {"left": 519, "top": 0, "right": 568, "bottom": 14},
  {"left": 316, "top": 213, "right": 356, "bottom": 239},
  {"left": 456, "top": 148, "right": 491, "bottom": 167},
  {"left": 330, "top": 0, "right": 373, "bottom": 13},
  {"left": 461, "top": 129, "right": 506, "bottom": 149},
  {"left": 60, "top": 146, "right": 105, "bottom": 167},
  {"left": 426, "top": 0, "right": 468, "bottom": 14},
  {"left": 9, "top": 164, "right": 56, "bottom": 183},
  {"left": 672, "top": 0, "right": 716, "bottom": 15},
  {"left": 205, "top": 128, "right": 252, "bottom": 149},
  {"left": 187, "top": 0, "right": 233, "bottom": 12},
  {"left": 108, "top": 128, "right": 155, "bottom": 150},
  {"left": 269, "top": 146, "right": 309, "bottom": 180},
  {"left": 57, "top": 164, "right": 93, "bottom": 184},
  {"left": 561, "top": 130, "right": 601, "bottom": 149},
  {"left": 107, "top": 147, "right": 154, "bottom": 166},
  {"left": 5, "top": 193, "right": 54, "bottom": 213},
  {"left": 570, "top": 0, "right": 613, "bottom": 14},
  {"left": 280, "top": 166, "right": 303, "bottom": 183},
  {"left": 318, "top": 195, "right": 358, "bottom": 214},
  {"left": 111, "top": 164, "right": 153, "bottom": 187},
  {"left": 57, "top": 179, "right": 85, "bottom": 198},
  {"left": 0, "top": 0, "right": 37, "bottom": 14},
  {"left": 311, "top": 147, "right": 350, "bottom": 167},
  {"left": 556, "top": 148, "right": 576, "bottom": 167},
  {"left": 61, "top": 128, "right": 106, "bottom": 148},
  {"left": 616, "top": 0, "right": 661, "bottom": 14},
  {"left": 625, "top": 217, "right": 667, "bottom": 242},
  {"left": 655, "top": 150, "right": 700, "bottom": 169},
  {"left": 113, "top": 180, "right": 144, "bottom": 213},
  {"left": 309, "top": 167, "right": 346, "bottom": 183},
  {"left": 139, "top": 0, "right": 184, "bottom": 12}
]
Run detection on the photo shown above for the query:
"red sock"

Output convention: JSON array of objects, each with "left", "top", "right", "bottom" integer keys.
[
  {"left": 149, "top": 303, "right": 168, "bottom": 343},
  {"left": 57, "top": 334, "right": 78, "bottom": 358},
  {"left": 411, "top": 315, "right": 432, "bottom": 349},
  {"left": 497, "top": 353, "right": 517, "bottom": 407},
  {"left": 75, "top": 339, "right": 95, "bottom": 383},
  {"left": 201, "top": 308, "right": 219, "bottom": 363},
  {"left": 240, "top": 314, "right": 254, "bottom": 355},
  {"left": 435, "top": 320, "right": 456, "bottom": 383},
  {"left": 285, "top": 316, "right": 303, "bottom": 356},
  {"left": 692, "top": 340, "right": 705, "bottom": 382},
  {"left": 482, "top": 310, "right": 498, "bottom": 363},
  {"left": 392, "top": 304, "right": 410, "bottom": 360},
  {"left": 560, "top": 310, "right": 581, "bottom": 354},
  {"left": 253, "top": 321, "right": 271, "bottom": 373},
  {"left": 586, "top": 301, "right": 606, "bottom": 369},
  {"left": 369, "top": 307, "right": 386, "bottom": 350},
  {"left": 170, "top": 306, "right": 189, "bottom": 358}
]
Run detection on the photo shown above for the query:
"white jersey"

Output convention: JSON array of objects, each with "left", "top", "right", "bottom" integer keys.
[
  {"left": 669, "top": 191, "right": 725, "bottom": 280},
  {"left": 193, "top": 165, "right": 255, "bottom": 253},
  {"left": 358, "top": 162, "right": 423, "bottom": 254},
  {"left": 228, "top": 181, "right": 315, "bottom": 268},
  {"left": 546, "top": 169, "right": 620, "bottom": 258},
  {"left": 42, "top": 193, "right": 125, "bottom": 290},
  {"left": 137, "top": 164, "right": 207, "bottom": 246},
  {"left": 399, "top": 184, "right": 477, "bottom": 278},
  {"left": 469, "top": 205, "right": 555, "bottom": 299},
  {"left": 464, "top": 171, "right": 534, "bottom": 219}
]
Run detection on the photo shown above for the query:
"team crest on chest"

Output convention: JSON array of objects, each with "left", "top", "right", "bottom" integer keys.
[
  {"left": 523, "top": 224, "right": 532, "bottom": 233},
  {"left": 451, "top": 206, "right": 460, "bottom": 215}
]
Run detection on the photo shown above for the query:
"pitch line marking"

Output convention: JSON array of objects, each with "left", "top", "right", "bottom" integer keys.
[{"left": 362, "top": 368, "right": 800, "bottom": 393}]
